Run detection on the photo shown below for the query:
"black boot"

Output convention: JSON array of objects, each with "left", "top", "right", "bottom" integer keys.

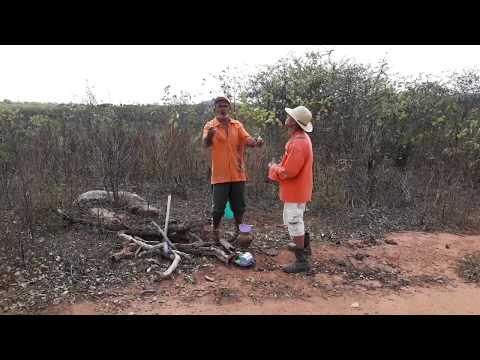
[
  {"left": 282, "top": 247, "right": 310, "bottom": 273},
  {"left": 288, "top": 232, "right": 312, "bottom": 255}
]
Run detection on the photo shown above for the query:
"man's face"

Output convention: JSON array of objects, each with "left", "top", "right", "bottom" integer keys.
[
  {"left": 215, "top": 101, "right": 230, "bottom": 119},
  {"left": 285, "top": 116, "right": 298, "bottom": 129}
]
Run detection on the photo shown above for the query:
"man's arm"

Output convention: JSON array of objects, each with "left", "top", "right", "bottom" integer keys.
[
  {"left": 239, "top": 124, "right": 263, "bottom": 148},
  {"left": 268, "top": 142, "right": 306, "bottom": 181},
  {"left": 245, "top": 137, "right": 263, "bottom": 147}
]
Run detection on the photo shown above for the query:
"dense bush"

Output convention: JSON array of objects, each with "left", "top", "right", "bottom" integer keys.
[{"left": 1, "top": 50, "right": 479, "bottom": 254}]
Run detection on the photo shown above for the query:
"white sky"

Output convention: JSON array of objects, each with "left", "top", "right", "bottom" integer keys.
[{"left": 1, "top": 45, "right": 479, "bottom": 105}]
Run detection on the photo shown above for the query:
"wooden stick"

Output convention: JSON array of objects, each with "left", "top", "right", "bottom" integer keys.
[
  {"left": 111, "top": 247, "right": 136, "bottom": 262},
  {"left": 118, "top": 232, "right": 163, "bottom": 250},
  {"left": 172, "top": 250, "right": 193, "bottom": 260},
  {"left": 160, "top": 252, "right": 181, "bottom": 279},
  {"left": 174, "top": 243, "right": 231, "bottom": 265},
  {"left": 151, "top": 221, "right": 176, "bottom": 250},
  {"left": 164, "top": 194, "right": 172, "bottom": 234}
]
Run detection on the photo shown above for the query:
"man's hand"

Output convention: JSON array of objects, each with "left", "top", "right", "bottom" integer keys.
[
  {"left": 246, "top": 136, "right": 264, "bottom": 148},
  {"left": 256, "top": 136, "right": 264, "bottom": 147},
  {"left": 207, "top": 127, "right": 217, "bottom": 138},
  {"left": 204, "top": 127, "right": 216, "bottom": 147},
  {"left": 266, "top": 160, "right": 275, "bottom": 183}
]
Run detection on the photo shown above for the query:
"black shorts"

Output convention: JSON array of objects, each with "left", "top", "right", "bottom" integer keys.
[{"left": 212, "top": 181, "right": 246, "bottom": 216}]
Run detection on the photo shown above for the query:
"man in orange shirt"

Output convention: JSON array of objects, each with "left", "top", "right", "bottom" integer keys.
[
  {"left": 268, "top": 106, "right": 313, "bottom": 273},
  {"left": 203, "top": 96, "right": 263, "bottom": 242}
]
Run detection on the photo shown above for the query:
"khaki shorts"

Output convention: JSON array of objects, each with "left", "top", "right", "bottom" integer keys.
[{"left": 283, "top": 202, "right": 306, "bottom": 237}]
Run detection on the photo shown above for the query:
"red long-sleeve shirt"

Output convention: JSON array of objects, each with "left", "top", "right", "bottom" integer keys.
[{"left": 268, "top": 130, "right": 313, "bottom": 203}]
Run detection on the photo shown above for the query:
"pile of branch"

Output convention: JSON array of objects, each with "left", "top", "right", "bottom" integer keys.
[
  {"left": 112, "top": 221, "right": 236, "bottom": 279},
  {"left": 56, "top": 191, "right": 239, "bottom": 279}
]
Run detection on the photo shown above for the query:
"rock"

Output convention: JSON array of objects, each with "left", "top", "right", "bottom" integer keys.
[
  {"left": 129, "top": 205, "right": 160, "bottom": 217},
  {"left": 77, "top": 190, "right": 146, "bottom": 206},
  {"left": 205, "top": 275, "right": 215, "bottom": 282},
  {"left": 351, "top": 302, "right": 360, "bottom": 308},
  {"left": 336, "top": 260, "right": 347, "bottom": 267},
  {"left": 262, "top": 248, "right": 279, "bottom": 256},
  {"left": 349, "top": 258, "right": 368, "bottom": 271},
  {"left": 445, "top": 244, "right": 450, "bottom": 249},
  {"left": 347, "top": 240, "right": 363, "bottom": 248},
  {"left": 184, "top": 275, "right": 196, "bottom": 284},
  {"left": 385, "top": 239, "right": 398, "bottom": 245},
  {"left": 376, "top": 264, "right": 396, "bottom": 273},
  {"left": 353, "top": 253, "right": 368, "bottom": 261},
  {"left": 359, "top": 280, "right": 383, "bottom": 289}
]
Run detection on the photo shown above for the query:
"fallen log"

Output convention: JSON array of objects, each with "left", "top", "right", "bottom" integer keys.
[
  {"left": 129, "top": 204, "right": 161, "bottom": 217},
  {"left": 169, "top": 220, "right": 209, "bottom": 233},
  {"left": 219, "top": 238, "right": 236, "bottom": 253},
  {"left": 185, "top": 231, "right": 207, "bottom": 244},
  {"left": 56, "top": 208, "right": 128, "bottom": 231}
]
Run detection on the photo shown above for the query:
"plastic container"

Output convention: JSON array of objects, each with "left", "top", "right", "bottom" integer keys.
[
  {"left": 237, "top": 224, "right": 253, "bottom": 249},
  {"left": 233, "top": 252, "right": 255, "bottom": 267},
  {"left": 224, "top": 201, "right": 234, "bottom": 220}
]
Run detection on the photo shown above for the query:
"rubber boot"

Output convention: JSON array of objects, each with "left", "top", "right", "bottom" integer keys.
[
  {"left": 288, "top": 232, "right": 311, "bottom": 255},
  {"left": 282, "top": 247, "right": 310, "bottom": 273},
  {"left": 212, "top": 212, "right": 223, "bottom": 244}
]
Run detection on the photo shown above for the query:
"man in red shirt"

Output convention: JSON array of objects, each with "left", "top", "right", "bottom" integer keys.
[
  {"left": 203, "top": 96, "right": 263, "bottom": 242},
  {"left": 268, "top": 106, "right": 313, "bottom": 273}
]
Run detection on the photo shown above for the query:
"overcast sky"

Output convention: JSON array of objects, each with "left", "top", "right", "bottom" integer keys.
[{"left": 1, "top": 45, "right": 479, "bottom": 105}]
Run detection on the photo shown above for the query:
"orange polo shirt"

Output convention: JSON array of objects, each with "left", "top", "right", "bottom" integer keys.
[
  {"left": 268, "top": 130, "right": 313, "bottom": 203},
  {"left": 203, "top": 117, "right": 252, "bottom": 184}
]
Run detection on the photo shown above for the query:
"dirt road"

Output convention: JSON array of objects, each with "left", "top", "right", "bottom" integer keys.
[{"left": 41, "top": 231, "right": 480, "bottom": 315}]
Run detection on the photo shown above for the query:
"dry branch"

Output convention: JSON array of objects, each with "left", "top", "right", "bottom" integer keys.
[
  {"left": 151, "top": 221, "right": 176, "bottom": 250},
  {"left": 159, "top": 252, "right": 181, "bottom": 279},
  {"left": 174, "top": 243, "right": 233, "bottom": 265},
  {"left": 111, "top": 247, "right": 136, "bottom": 262}
]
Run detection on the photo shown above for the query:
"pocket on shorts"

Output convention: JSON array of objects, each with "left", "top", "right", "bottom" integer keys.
[{"left": 283, "top": 203, "right": 303, "bottom": 225}]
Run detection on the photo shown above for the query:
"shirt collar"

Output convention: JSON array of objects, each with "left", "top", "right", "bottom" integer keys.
[{"left": 212, "top": 117, "right": 238, "bottom": 127}]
